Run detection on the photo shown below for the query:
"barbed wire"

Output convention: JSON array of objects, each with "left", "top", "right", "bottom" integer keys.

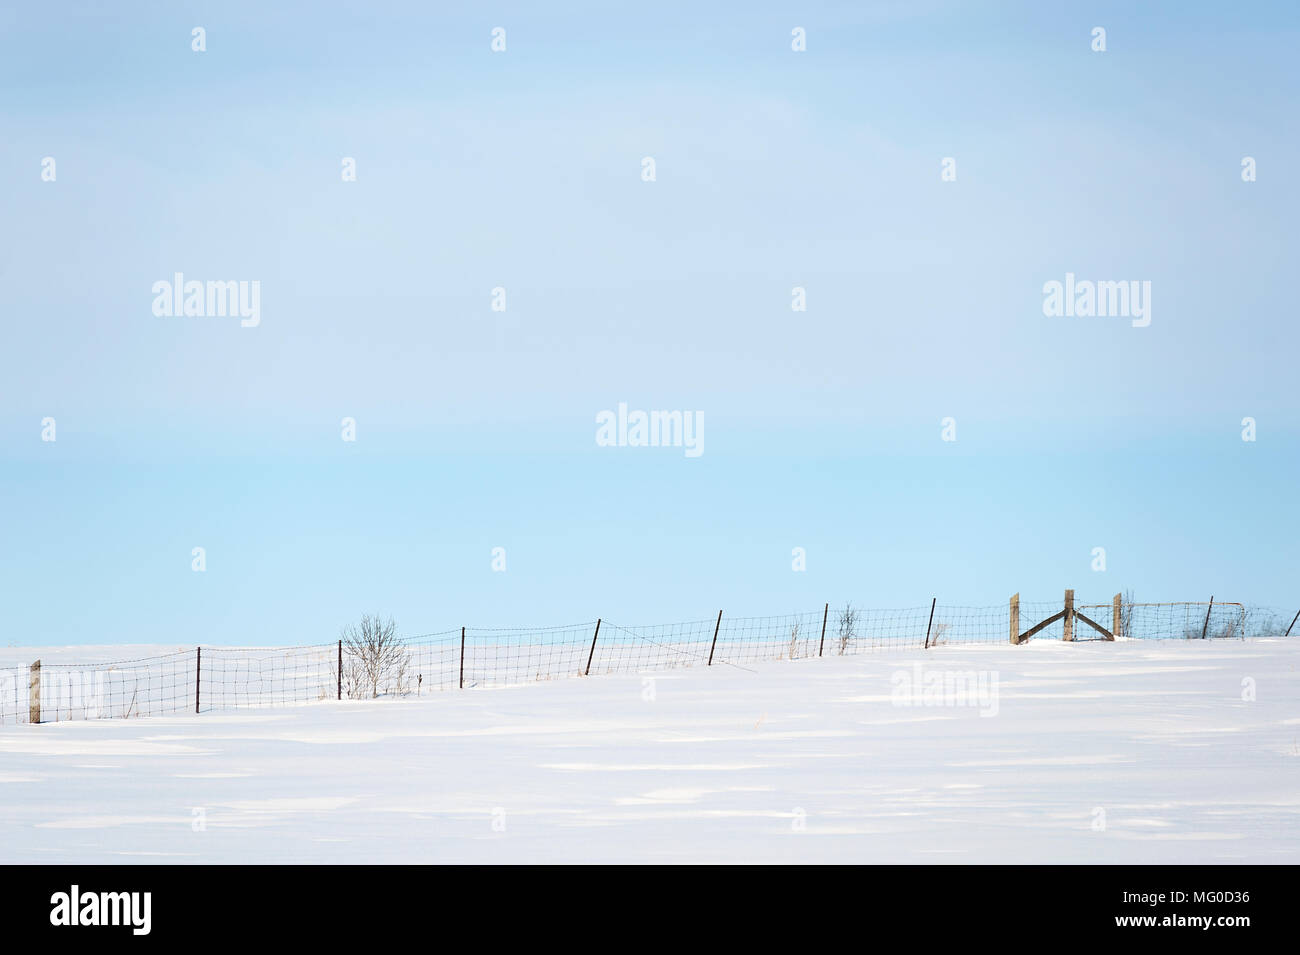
[{"left": 3, "top": 597, "right": 1292, "bottom": 725}]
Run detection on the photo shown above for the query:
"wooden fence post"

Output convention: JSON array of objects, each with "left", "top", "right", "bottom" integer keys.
[
  {"left": 1112, "top": 593, "right": 1122, "bottom": 640},
  {"left": 818, "top": 603, "right": 828, "bottom": 657},
  {"left": 585, "top": 619, "right": 601, "bottom": 676},
  {"left": 337, "top": 639, "right": 342, "bottom": 700},
  {"left": 1063, "top": 589, "right": 1075, "bottom": 642},
  {"left": 1201, "top": 596, "right": 1214, "bottom": 640},
  {"left": 28, "top": 661, "right": 40, "bottom": 724},
  {"left": 707, "top": 610, "right": 723, "bottom": 666},
  {"left": 923, "top": 597, "right": 937, "bottom": 649},
  {"left": 1009, "top": 593, "right": 1020, "bottom": 644},
  {"left": 195, "top": 647, "right": 201, "bottom": 714},
  {"left": 460, "top": 627, "right": 466, "bottom": 688}
]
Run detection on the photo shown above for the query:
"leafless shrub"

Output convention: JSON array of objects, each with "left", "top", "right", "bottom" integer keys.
[
  {"left": 788, "top": 622, "right": 801, "bottom": 660},
  {"left": 837, "top": 603, "right": 858, "bottom": 655},
  {"left": 1211, "top": 619, "right": 1242, "bottom": 640},
  {"left": 1244, "top": 607, "right": 1288, "bottom": 637},
  {"left": 341, "top": 615, "right": 409, "bottom": 699},
  {"left": 928, "top": 622, "right": 950, "bottom": 647},
  {"left": 1121, "top": 589, "right": 1135, "bottom": 639}
]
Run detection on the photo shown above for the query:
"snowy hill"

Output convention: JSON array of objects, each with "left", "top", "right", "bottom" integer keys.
[{"left": 1, "top": 638, "right": 1296, "bottom": 864}]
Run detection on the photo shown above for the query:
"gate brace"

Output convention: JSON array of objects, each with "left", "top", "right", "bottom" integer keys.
[{"left": 1016, "top": 609, "right": 1065, "bottom": 643}]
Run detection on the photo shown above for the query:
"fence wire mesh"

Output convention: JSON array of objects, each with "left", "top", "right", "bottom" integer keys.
[
  {"left": 0, "top": 665, "right": 29, "bottom": 725},
  {"left": 3, "top": 597, "right": 1292, "bottom": 724},
  {"left": 398, "top": 630, "right": 462, "bottom": 694},
  {"left": 28, "top": 651, "right": 197, "bottom": 724},
  {"left": 1121, "top": 602, "right": 1248, "bottom": 640},
  {"left": 203, "top": 646, "right": 338, "bottom": 710},
  {"left": 462, "top": 623, "right": 597, "bottom": 688},
  {"left": 593, "top": 618, "right": 718, "bottom": 673}
]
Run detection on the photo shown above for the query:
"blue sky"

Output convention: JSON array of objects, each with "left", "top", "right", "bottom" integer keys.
[{"left": 2, "top": 2, "right": 1298, "bottom": 646}]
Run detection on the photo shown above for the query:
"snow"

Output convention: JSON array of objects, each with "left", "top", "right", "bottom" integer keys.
[{"left": 1, "top": 638, "right": 1297, "bottom": 863}]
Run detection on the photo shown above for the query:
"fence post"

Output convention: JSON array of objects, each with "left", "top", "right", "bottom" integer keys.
[
  {"left": 1201, "top": 596, "right": 1214, "bottom": 640},
  {"left": 28, "top": 660, "right": 40, "bottom": 724},
  {"left": 1063, "top": 589, "right": 1075, "bottom": 642},
  {"left": 337, "top": 639, "right": 342, "bottom": 700},
  {"left": 1112, "top": 593, "right": 1122, "bottom": 640},
  {"left": 1286, "top": 609, "right": 1300, "bottom": 637},
  {"left": 818, "top": 603, "right": 828, "bottom": 657},
  {"left": 1009, "top": 593, "right": 1020, "bottom": 644},
  {"left": 707, "top": 610, "right": 723, "bottom": 666},
  {"left": 585, "top": 619, "right": 601, "bottom": 676},
  {"left": 923, "top": 597, "right": 936, "bottom": 649},
  {"left": 195, "top": 647, "right": 201, "bottom": 714},
  {"left": 460, "top": 627, "right": 466, "bottom": 688}
]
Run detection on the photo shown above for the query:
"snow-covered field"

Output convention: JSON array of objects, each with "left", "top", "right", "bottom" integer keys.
[{"left": 1, "top": 638, "right": 1297, "bottom": 864}]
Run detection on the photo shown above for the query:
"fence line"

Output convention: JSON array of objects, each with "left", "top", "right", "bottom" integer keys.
[{"left": 2, "top": 595, "right": 1294, "bottom": 726}]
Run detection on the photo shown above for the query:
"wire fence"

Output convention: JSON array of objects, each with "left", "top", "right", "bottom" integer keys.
[{"left": 2, "top": 596, "right": 1294, "bottom": 726}]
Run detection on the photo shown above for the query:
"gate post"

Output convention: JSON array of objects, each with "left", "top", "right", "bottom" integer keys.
[
  {"left": 28, "top": 661, "right": 40, "bottom": 724},
  {"left": 1009, "top": 594, "right": 1020, "bottom": 645},
  {"left": 1063, "top": 589, "right": 1075, "bottom": 642},
  {"left": 1112, "top": 593, "right": 1122, "bottom": 640}
]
